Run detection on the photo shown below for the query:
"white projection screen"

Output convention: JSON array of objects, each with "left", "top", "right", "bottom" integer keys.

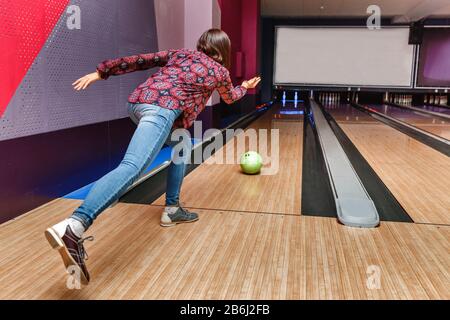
[{"left": 274, "top": 27, "right": 415, "bottom": 87}]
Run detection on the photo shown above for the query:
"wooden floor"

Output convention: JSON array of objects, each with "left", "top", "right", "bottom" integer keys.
[
  {"left": 0, "top": 199, "right": 448, "bottom": 300},
  {"left": 153, "top": 107, "right": 304, "bottom": 215},
  {"left": 1, "top": 104, "right": 449, "bottom": 300},
  {"left": 328, "top": 107, "right": 450, "bottom": 225}
]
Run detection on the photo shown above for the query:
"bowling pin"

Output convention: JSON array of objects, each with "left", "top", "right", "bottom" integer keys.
[{"left": 294, "top": 91, "right": 298, "bottom": 104}]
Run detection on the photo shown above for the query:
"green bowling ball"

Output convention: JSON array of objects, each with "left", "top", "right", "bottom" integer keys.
[{"left": 240, "top": 151, "right": 263, "bottom": 174}]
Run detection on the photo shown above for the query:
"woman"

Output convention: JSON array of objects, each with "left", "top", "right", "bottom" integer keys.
[{"left": 45, "top": 29, "right": 261, "bottom": 285}]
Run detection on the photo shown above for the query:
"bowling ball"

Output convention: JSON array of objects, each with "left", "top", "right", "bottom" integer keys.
[{"left": 240, "top": 151, "right": 263, "bottom": 174}]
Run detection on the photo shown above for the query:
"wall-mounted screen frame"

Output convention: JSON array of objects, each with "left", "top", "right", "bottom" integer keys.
[{"left": 273, "top": 26, "right": 416, "bottom": 89}]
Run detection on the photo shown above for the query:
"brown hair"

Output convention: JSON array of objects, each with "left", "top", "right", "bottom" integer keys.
[{"left": 197, "top": 29, "right": 231, "bottom": 70}]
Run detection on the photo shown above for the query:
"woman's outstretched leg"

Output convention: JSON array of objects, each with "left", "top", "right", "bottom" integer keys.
[{"left": 45, "top": 104, "right": 179, "bottom": 285}]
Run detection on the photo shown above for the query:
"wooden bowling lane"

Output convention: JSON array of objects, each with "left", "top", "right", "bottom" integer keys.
[
  {"left": 322, "top": 103, "right": 375, "bottom": 123},
  {"left": 326, "top": 104, "right": 450, "bottom": 225},
  {"left": 1, "top": 198, "right": 448, "bottom": 299},
  {"left": 152, "top": 105, "right": 304, "bottom": 215},
  {"left": 403, "top": 114, "right": 450, "bottom": 141},
  {"left": 369, "top": 104, "right": 450, "bottom": 140}
]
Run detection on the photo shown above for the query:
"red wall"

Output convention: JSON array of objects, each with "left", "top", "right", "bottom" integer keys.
[
  {"left": 219, "top": 0, "right": 260, "bottom": 93},
  {"left": 0, "top": 0, "right": 69, "bottom": 118}
]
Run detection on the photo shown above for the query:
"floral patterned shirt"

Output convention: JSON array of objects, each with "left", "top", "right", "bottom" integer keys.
[{"left": 96, "top": 49, "right": 247, "bottom": 128}]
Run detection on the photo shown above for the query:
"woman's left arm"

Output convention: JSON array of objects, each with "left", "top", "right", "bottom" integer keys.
[{"left": 96, "top": 50, "right": 174, "bottom": 80}]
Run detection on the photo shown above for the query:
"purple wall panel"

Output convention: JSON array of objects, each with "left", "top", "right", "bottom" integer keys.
[
  {"left": 417, "top": 28, "right": 450, "bottom": 87},
  {"left": 0, "top": 0, "right": 158, "bottom": 141}
]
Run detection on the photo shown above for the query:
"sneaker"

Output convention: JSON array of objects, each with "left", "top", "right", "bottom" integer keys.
[
  {"left": 45, "top": 221, "right": 94, "bottom": 285},
  {"left": 160, "top": 206, "right": 199, "bottom": 227}
]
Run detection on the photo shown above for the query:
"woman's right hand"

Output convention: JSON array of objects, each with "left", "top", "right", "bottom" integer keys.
[
  {"left": 72, "top": 72, "right": 102, "bottom": 91},
  {"left": 242, "top": 76, "right": 261, "bottom": 90}
]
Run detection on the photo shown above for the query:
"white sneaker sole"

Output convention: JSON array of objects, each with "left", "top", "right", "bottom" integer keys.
[{"left": 160, "top": 217, "right": 199, "bottom": 227}]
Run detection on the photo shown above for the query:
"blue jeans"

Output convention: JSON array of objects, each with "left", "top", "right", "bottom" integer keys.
[{"left": 72, "top": 103, "right": 190, "bottom": 229}]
